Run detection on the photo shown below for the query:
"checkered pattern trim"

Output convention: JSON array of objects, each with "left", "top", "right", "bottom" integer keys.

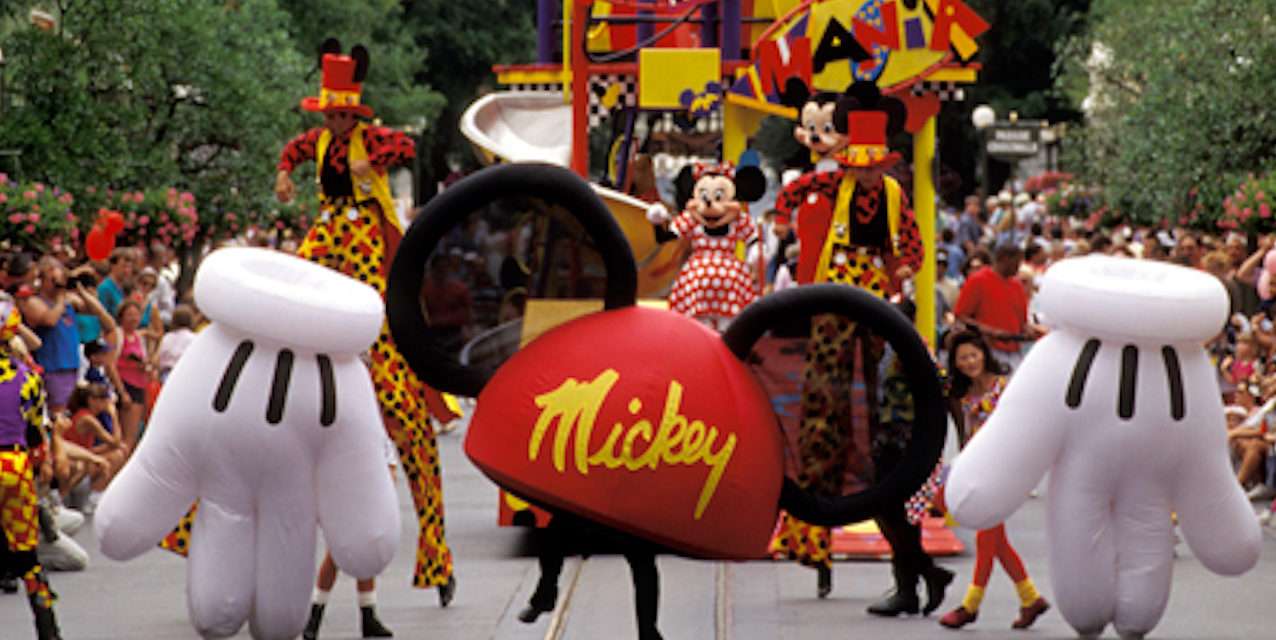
[
  {"left": 911, "top": 81, "right": 965, "bottom": 102},
  {"left": 588, "top": 74, "right": 637, "bottom": 128},
  {"left": 508, "top": 83, "right": 563, "bottom": 93},
  {"left": 647, "top": 111, "right": 723, "bottom": 134}
]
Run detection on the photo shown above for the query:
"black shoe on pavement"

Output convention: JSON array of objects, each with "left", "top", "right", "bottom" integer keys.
[
  {"left": 30, "top": 598, "right": 62, "bottom": 640},
  {"left": 867, "top": 589, "right": 921, "bottom": 617},
  {"left": 922, "top": 566, "right": 955, "bottom": 616},
  {"left": 302, "top": 603, "right": 324, "bottom": 640},
  {"left": 360, "top": 605, "right": 394, "bottom": 637},
  {"left": 518, "top": 602, "right": 554, "bottom": 624},
  {"left": 438, "top": 575, "right": 456, "bottom": 608},
  {"left": 0, "top": 575, "right": 19, "bottom": 594},
  {"left": 816, "top": 565, "right": 832, "bottom": 599}
]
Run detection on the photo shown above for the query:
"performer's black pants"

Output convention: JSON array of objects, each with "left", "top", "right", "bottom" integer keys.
[
  {"left": 873, "top": 446, "right": 936, "bottom": 593},
  {"left": 530, "top": 513, "right": 662, "bottom": 640}
]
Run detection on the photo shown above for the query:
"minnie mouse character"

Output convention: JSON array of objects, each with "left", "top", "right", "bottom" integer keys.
[{"left": 646, "top": 163, "right": 767, "bottom": 331}]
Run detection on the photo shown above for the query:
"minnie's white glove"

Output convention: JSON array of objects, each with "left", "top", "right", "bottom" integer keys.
[{"left": 646, "top": 202, "right": 672, "bottom": 225}]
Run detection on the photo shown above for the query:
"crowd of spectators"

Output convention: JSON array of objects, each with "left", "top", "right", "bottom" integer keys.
[
  {"left": 4, "top": 180, "right": 1275, "bottom": 593},
  {"left": 0, "top": 242, "right": 199, "bottom": 582}
]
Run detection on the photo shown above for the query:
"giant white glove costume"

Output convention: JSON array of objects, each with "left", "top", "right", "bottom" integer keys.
[
  {"left": 945, "top": 255, "right": 1261, "bottom": 639},
  {"left": 95, "top": 248, "right": 400, "bottom": 639}
]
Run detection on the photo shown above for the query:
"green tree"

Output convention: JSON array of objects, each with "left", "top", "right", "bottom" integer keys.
[
  {"left": 0, "top": 0, "right": 308, "bottom": 286},
  {"left": 937, "top": 0, "right": 1091, "bottom": 201},
  {"left": 1057, "top": 0, "right": 1276, "bottom": 225},
  {"left": 399, "top": 0, "right": 537, "bottom": 197},
  {"left": 275, "top": 0, "right": 443, "bottom": 130}
]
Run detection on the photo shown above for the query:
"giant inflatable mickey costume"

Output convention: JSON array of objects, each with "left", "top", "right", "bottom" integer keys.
[
  {"left": 646, "top": 162, "right": 767, "bottom": 331},
  {"left": 384, "top": 162, "right": 948, "bottom": 637}
]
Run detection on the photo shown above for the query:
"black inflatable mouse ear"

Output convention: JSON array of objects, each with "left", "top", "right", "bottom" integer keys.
[
  {"left": 387, "top": 163, "right": 638, "bottom": 398},
  {"left": 721, "top": 285, "right": 946, "bottom": 526},
  {"left": 350, "top": 44, "right": 370, "bottom": 82}
]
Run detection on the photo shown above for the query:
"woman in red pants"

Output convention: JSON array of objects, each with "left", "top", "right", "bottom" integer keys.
[{"left": 938, "top": 331, "right": 1049, "bottom": 630}]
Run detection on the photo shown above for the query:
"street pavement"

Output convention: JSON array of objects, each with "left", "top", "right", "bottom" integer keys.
[{"left": 4, "top": 420, "right": 1275, "bottom": 640}]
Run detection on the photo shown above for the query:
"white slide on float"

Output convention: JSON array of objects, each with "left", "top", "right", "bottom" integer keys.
[{"left": 460, "top": 91, "right": 682, "bottom": 297}]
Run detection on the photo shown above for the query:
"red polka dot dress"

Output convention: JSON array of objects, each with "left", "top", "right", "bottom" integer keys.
[{"left": 667, "top": 211, "right": 759, "bottom": 323}]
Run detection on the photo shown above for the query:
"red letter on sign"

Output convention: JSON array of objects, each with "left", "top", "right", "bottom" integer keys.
[
  {"left": 852, "top": 0, "right": 900, "bottom": 52},
  {"left": 928, "top": 0, "right": 990, "bottom": 52},
  {"left": 757, "top": 36, "right": 812, "bottom": 98}
]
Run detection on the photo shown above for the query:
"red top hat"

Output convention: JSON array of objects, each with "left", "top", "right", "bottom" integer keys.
[
  {"left": 835, "top": 81, "right": 905, "bottom": 169},
  {"left": 300, "top": 41, "right": 373, "bottom": 118},
  {"left": 841, "top": 111, "right": 901, "bottom": 169}
]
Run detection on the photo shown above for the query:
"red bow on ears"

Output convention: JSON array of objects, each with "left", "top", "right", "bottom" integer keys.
[
  {"left": 85, "top": 209, "right": 125, "bottom": 261},
  {"left": 692, "top": 161, "right": 736, "bottom": 182}
]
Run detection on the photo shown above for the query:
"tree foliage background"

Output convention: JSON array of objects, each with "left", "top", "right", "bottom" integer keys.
[
  {"left": 0, "top": 0, "right": 535, "bottom": 232},
  {"left": 1056, "top": 0, "right": 1276, "bottom": 225}
]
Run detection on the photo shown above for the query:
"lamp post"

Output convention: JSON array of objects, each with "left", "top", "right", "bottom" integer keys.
[{"left": 971, "top": 104, "right": 996, "bottom": 201}]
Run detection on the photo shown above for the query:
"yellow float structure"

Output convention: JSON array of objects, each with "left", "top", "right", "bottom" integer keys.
[{"left": 470, "top": 0, "right": 990, "bottom": 344}]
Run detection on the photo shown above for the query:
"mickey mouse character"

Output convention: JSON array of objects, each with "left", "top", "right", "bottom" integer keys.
[
  {"left": 646, "top": 163, "right": 767, "bottom": 331},
  {"left": 783, "top": 78, "right": 848, "bottom": 174}
]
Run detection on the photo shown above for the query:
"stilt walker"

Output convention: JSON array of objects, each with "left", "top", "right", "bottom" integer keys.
[
  {"left": 769, "top": 81, "right": 952, "bottom": 614},
  {"left": 275, "top": 39, "right": 456, "bottom": 604},
  {"left": 1, "top": 306, "right": 63, "bottom": 640}
]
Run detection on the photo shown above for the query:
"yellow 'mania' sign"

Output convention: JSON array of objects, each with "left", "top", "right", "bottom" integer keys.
[{"left": 729, "top": 0, "right": 988, "bottom": 107}]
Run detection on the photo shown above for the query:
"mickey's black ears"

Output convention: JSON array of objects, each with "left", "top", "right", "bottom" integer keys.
[
  {"left": 780, "top": 77, "right": 812, "bottom": 110},
  {"left": 319, "top": 37, "right": 341, "bottom": 66},
  {"left": 350, "top": 45, "right": 370, "bottom": 82}
]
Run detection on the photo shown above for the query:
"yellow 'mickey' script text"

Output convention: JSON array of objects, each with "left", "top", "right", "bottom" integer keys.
[{"left": 527, "top": 368, "right": 738, "bottom": 519}]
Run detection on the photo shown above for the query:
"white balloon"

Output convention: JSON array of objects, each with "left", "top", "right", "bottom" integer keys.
[
  {"left": 95, "top": 248, "right": 400, "bottom": 640},
  {"left": 946, "top": 255, "right": 1261, "bottom": 639}
]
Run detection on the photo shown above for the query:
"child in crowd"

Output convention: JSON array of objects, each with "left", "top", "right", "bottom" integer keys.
[{"left": 153, "top": 304, "right": 197, "bottom": 381}]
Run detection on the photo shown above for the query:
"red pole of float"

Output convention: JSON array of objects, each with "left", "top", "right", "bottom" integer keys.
[{"left": 570, "top": 0, "right": 592, "bottom": 178}]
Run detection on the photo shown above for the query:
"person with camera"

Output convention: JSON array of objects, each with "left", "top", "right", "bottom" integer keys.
[{"left": 17, "top": 258, "right": 119, "bottom": 416}]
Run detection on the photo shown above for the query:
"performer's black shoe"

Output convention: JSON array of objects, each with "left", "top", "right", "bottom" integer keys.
[
  {"left": 816, "top": 565, "right": 832, "bottom": 599},
  {"left": 0, "top": 575, "right": 19, "bottom": 594},
  {"left": 922, "top": 566, "right": 955, "bottom": 616},
  {"left": 866, "top": 589, "right": 920, "bottom": 617},
  {"left": 302, "top": 603, "right": 324, "bottom": 640},
  {"left": 438, "top": 575, "right": 456, "bottom": 608},
  {"left": 30, "top": 598, "right": 62, "bottom": 640},
  {"left": 360, "top": 605, "right": 394, "bottom": 637},
  {"left": 518, "top": 588, "right": 558, "bottom": 623},
  {"left": 518, "top": 602, "right": 554, "bottom": 623}
]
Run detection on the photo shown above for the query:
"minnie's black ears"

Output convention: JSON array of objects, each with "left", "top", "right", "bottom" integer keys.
[{"left": 733, "top": 166, "right": 766, "bottom": 203}]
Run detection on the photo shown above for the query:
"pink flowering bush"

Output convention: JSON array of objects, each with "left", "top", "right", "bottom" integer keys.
[
  {"left": 1218, "top": 173, "right": 1276, "bottom": 234},
  {"left": 103, "top": 187, "right": 201, "bottom": 248},
  {"left": 0, "top": 173, "right": 78, "bottom": 252}
]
